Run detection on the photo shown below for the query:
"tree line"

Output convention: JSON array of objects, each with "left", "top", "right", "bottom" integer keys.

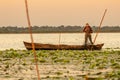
[{"left": 0, "top": 25, "right": 120, "bottom": 33}]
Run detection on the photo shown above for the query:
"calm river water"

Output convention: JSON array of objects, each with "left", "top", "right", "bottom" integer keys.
[{"left": 0, "top": 33, "right": 120, "bottom": 50}]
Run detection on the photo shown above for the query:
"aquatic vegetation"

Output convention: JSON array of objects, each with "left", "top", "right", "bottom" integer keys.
[{"left": 0, "top": 49, "right": 120, "bottom": 80}]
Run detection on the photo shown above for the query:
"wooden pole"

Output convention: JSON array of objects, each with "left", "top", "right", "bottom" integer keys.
[
  {"left": 93, "top": 9, "right": 107, "bottom": 44},
  {"left": 24, "top": 0, "right": 40, "bottom": 80},
  {"left": 58, "top": 33, "right": 61, "bottom": 47}
]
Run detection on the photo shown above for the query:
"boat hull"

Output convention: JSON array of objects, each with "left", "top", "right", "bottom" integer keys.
[{"left": 23, "top": 41, "right": 104, "bottom": 50}]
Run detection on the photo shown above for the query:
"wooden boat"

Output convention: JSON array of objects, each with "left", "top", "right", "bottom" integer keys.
[{"left": 23, "top": 41, "right": 104, "bottom": 50}]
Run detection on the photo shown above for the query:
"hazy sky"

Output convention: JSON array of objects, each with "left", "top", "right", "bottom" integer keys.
[{"left": 0, "top": 0, "right": 120, "bottom": 27}]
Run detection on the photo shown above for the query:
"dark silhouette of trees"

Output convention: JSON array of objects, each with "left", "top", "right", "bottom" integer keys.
[{"left": 0, "top": 25, "right": 120, "bottom": 33}]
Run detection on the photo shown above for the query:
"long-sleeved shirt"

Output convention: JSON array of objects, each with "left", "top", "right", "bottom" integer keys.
[{"left": 83, "top": 26, "right": 93, "bottom": 34}]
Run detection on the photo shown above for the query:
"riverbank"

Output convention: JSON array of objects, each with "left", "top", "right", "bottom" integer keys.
[
  {"left": 0, "top": 26, "right": 120, "bottom": 34},
  {"left": 0, "top": 49, "right": 120, "bottom": 80},
  {"left": 0, "top": 32, "right": 120, "bottom": 34}
]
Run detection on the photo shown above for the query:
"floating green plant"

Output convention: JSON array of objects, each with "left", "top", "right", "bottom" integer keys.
[
  {"left": 0, "top": 49, "right": 120, "bottom": 79},
  {"left": 55, "top": 71, "right": 63, "bottom": 75}
]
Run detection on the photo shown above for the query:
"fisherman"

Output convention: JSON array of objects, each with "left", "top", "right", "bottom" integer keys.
[{"left": 83, "top": 23, "right": 93, "bottom": 46}]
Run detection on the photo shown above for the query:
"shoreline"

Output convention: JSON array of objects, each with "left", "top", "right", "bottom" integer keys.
[{"left": 0, "top": 32, "right": 120, "bottom": 34}]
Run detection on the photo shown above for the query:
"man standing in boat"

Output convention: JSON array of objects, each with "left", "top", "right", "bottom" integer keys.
[{"left": 83, "top": 23, "right": 93, "bottom": 45}]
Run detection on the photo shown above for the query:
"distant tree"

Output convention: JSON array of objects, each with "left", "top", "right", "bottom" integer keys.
[{"left": 0, "top": 26, "right": 120, "bottom": 33}]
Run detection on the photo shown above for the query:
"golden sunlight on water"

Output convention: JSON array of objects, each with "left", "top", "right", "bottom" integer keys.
[{"left": 0, "top": 33, "right": 120, "bottom": 50}]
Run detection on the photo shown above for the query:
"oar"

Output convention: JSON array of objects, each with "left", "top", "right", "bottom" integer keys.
[
  {"left": 24, "top": 0, "right": 40, "bottom": 80},
  {"left": 93, "top": 9, "right": 107, "bottom": 44}
]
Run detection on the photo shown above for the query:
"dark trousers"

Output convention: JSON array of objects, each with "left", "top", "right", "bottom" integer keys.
[{"left": 85, "top": 33, "right": 93, "bottom": 45}]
